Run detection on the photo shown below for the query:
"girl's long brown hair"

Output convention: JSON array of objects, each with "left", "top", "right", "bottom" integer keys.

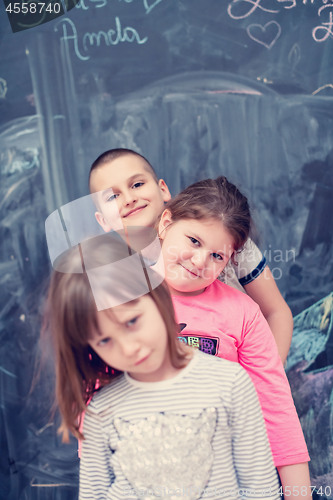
[
  {"left": 165, "top": 176, "right": 251, "bottom": 252},
  {"left": 43, "top": 232, "right": 187, "bottom": 442}
]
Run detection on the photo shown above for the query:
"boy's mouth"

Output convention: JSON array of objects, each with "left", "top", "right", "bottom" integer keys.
[{"left": 123, "top": 205, "right": 147, "bottom": 218}]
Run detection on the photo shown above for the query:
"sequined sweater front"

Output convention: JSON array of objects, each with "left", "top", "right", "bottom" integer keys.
[{"left": 79, "top": 350, "right": 280, "bottom": 500}]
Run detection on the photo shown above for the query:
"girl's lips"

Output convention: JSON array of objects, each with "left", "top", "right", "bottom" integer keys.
[
  {"left": 134, "top": 353, "right": 150, "bottom": 366},
  {"left": 180, "top": 264, "right": 199, "bottom": 278},
  {"left": 123, "top": 205, "right": 147, "bottom": 218}
]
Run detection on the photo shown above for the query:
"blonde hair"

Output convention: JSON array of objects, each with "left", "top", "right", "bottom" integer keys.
[{"left": 43, "top": 233, "right": 187, "bottom": 441}]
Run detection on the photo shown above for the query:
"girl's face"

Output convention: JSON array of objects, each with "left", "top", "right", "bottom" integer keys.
[
  {"left": 88, "top": 295, "right": 178, "bottom": 382},
  {"left": 159, "top": 211, "right": 235, "bottom": 296}
]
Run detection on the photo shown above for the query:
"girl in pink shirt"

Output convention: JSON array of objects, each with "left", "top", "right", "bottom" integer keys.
[{"left": 158, "top": 176, "right": 312, "bottom": 499}]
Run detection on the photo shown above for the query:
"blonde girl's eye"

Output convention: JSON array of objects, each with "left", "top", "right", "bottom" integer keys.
[
  {"left": 97, "top": 337, "right": 112, "bottom": 347},
  {"left": 125, "top": 316, "right": 140, "bottom": 328},
  {"left": 132, "top": 182, "right": 144, "bottom": 189}
]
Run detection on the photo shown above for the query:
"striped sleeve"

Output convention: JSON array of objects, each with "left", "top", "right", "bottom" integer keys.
[
  {"left": 79, "top": 408, "right": 114, "bottom": 500},
  {"left": 233, "top": 238, "right": 267, "bottom": 286}
]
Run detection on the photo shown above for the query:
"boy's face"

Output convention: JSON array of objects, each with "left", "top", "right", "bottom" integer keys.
[{"left": 91, "top": 155, "right": 171, "bottom": 232}]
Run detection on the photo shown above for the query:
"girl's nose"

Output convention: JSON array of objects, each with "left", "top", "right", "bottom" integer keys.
[
  {"left": 119, "top": 339, "right": 140, "bottom": 358},
  {"left": 191, "top": 250, "right": 207, "bottom": 270}
]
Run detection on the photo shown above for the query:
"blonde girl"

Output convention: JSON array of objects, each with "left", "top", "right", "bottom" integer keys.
[{"left": 44, "top": 233, "right": 280, "bottom": 500}]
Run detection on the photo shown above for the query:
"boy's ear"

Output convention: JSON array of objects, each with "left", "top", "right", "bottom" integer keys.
[
  {"left": 95, "top": 211, "right": 112, "bottom": 233},
  {"left": 158, "top": 179, "right": 171, "bottom": 202},
  {"left": 158, "top": 209, "right": 173, "bottom": 239}
]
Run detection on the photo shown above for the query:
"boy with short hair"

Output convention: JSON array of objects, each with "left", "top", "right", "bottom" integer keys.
[
  {"left": 89, "top": 149, "right": 170, "bottom": 232},
  {"left": 89, "top": 148, "right": 293, "bottom": 363}
]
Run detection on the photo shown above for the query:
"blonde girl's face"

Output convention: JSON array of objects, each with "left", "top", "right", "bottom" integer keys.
[
  {"left": 88, "top": 295, "right": 178, "bottom": 383},
  {"left": 159, "top": 211, "right": 235, "bottom": 296}
]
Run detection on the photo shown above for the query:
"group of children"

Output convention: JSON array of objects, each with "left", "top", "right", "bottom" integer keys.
[{"left": 44, "top": 149, "right": 312, "bottom": 499}]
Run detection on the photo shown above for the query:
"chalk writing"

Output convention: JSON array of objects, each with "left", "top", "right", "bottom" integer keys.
[
  {"left": 228, "top": 0, "right": 329, "bottom": 46},
  {"left": 227, "top": 0, "right": 279, "bottom": 20},
  {"left": 1, "top": 147, "right": 40, "bottom": 176},
  {"left": 256, "top": 76, "right": 273, "bottom": 84},
  {"left": 277, "top": 0, "right": 297, "bottom": 9},
  {"left": 75, "top": 0, "right": 163, "bottom": 15},
  {"left": 54, "top": 16, "right": 148, "bottom": 61},
  {"left": 288, "top": 43, "right": 301, "bottom": 69},
  {"left": 0, "top": 366, "right": 16, "bottom": 378},
  {"left": 312, "top": 83, "right": 333, "bottom": 95},
  {"left": 247, "top": 21, "right": 281, "bottom": 49},
  {"left": 313, "top": 3, "right": 333, "bottom": 42},
  {"left": 76, "top": 0, "right": 108, "bottom": 8},
  {"left": 143, "top": 0, "right": 163, "bottom": 14},
  {"left": 0, "top": 78, "right": 8, "bottom": 98}
]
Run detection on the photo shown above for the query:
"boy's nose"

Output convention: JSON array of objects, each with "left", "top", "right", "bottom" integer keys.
[{"left": 123, "top": 189, "right": 137, "bottom": 206}]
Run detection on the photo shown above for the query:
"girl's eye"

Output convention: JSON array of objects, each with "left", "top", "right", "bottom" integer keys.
[
  {"left": 188, "top": 236, "right": 200, "bottom": 246},
  {"left": 106, "top": 193, "right": 119, "bottom": 202},
  {"left": 132, "top": 182, "right": 144, "bottom": 189},
  {"left": 97, "top": 337, "right": 112, "bottom": 347},
  {"left": 211, "top": 252, "right": 223, "bottom": 261},
  {"left": 125, "top": 316, "right": 139, "bottom": 328}
]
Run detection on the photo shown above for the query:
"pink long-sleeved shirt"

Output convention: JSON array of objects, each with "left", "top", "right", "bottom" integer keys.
[{"left": 172, "top": 279, "right": 309, "bottom": 467}]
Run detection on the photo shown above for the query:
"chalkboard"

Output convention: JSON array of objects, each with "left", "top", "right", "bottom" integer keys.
[{"left": 0, "top": 1, "right": 333, "bottom": 498}]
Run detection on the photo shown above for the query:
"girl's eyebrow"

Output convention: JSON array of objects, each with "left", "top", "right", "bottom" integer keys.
[{"left": 88, "top": 328, "right": 105, "bottom": 340}]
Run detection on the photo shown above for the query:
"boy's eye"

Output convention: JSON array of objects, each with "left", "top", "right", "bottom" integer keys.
[
  {"left": 132, "top": 182, "right": 144, "bottom": 189},
  {"left": 106, "top": 193, "right": 119, "bottom": 202},
  {"left": 188, "top": 236, "right": 200, "bottom": 246},
  {"left": 211, "top": 252, "right": 223, "bottom": 261}
]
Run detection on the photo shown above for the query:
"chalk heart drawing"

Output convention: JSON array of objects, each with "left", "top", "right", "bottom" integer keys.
[
  {"left": 247, "top": 21, "right": 281, "bottom": 49},
  {"left": 0, "top": 78, "right": 7, "bottom": 98}
]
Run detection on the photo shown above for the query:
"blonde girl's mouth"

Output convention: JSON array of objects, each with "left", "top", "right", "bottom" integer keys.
[{"left": 134, "top": 353, "right": 151, "bottom": 366}]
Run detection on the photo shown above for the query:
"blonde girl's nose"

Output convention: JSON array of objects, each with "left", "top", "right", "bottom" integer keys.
[{"left": 119, "top": 338, "right": 140, "bottom": 357}]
